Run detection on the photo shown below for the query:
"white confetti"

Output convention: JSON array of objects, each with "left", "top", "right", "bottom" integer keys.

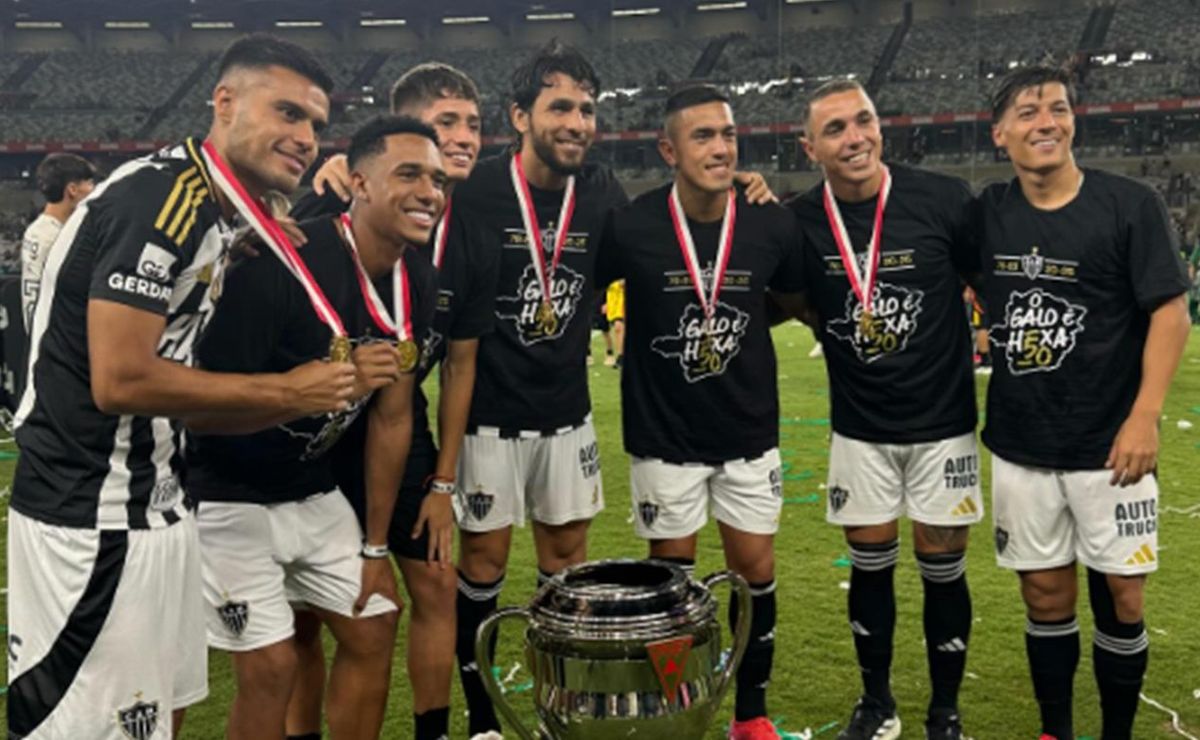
[
  {"left": 1177, "top": 420, "right": 1193, "bottom": 430},
  {"left": 965, "top": 671, "right": 980, "bottom": 680},
  {"left": 1193, "top": 689, "right": 1199, "bottom": 700},
  {"left": 1153, "top": 627, "right": 1170, "bottom": 636},
  {"left": 838, "top": 581, "right": 850, "bottom": 590},
  {"left": 1140, "top": 693, "right": 1199, "bottom": 740}
]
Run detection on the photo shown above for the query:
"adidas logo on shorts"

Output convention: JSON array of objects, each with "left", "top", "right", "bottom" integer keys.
[
  {"left": 1124, "top": 543, "right": 1156, "bottom": 566},
  {"left": 950, "top": 497, "right": 979, "bottom": 517}
]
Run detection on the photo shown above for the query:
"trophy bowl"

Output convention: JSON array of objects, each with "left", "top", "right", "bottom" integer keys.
[{"left": 475, "top": 558, "right": 751, "bottom": 739}]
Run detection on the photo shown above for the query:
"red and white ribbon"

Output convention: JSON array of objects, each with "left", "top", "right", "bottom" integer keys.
[
  {"left": 821, "top": 164, "right": 892, "bottom": 315},
  {"left": 201, "top": 140, "right": 347, "bottom": 337},
  {"left": 510, "top": 152, "right": 576, "bottom": 305},
  {"left": 339, "top": 213, "right": 412, "bottom": 342},
  {"left": 431, "top": 196, "right": 451, "bottom": 271},
  {"left": 667, "top": 184, "right": 737, "bottom": 321}
]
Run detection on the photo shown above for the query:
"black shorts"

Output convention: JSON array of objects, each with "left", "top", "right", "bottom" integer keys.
[{"left": 387, "top": 450, "right": 438, "bottom": 561}]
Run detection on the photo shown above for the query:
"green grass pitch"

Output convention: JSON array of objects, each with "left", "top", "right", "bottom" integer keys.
[{"left": 2, "top": 323, "right": 1198, "bottom": 738}]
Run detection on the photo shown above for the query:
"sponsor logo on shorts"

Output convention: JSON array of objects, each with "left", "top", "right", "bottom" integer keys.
[
  {"left": 117, "top": 696, "right": 159, "bottom": 740},
  {"left": 7, "top": 633, "right": 21, "bottom": 665},
  {"left": 950, "top": 496, "right": 979, "bottom": 517},
  {"left": 769, "top": 466, "right": 782, "bottom": 499},
  {"left": 465, "top": 491, "right": 495, "bottom": 521},
  {"left": 1124, "top": 543, "right": 1156, "bottom": 567},
  {"left": 826, "top": 281, "right": 925, "bottom": 363},
  {"left": 1115, "top": 498, "right": 1157, "bottom": 538},
  {"left": 994, "top": 526, "right": 1010, "bottom": 555},
  {"left": 829, "top": 485, "right": 849, "bottom": 513},
  {"left": 989, "top": 287, "right": 1086, "bottom": 375},
  {"left": 579, "top": 441, "right": 600, "bottom": 478},
  {"left": 943, "top": 454, "right": 979, "bottom": 490},
  {"left": 650, "top": 301, "right": 749, "bottom": 383},
  {"left": 217, "top": 600, "right": 250, "bottom": 637},
  {"left": 638, "top": 501, "right": 660, "bottom": 528}
]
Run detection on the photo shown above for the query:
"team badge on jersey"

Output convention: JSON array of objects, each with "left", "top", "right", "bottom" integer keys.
[
  {"left": 990, "top": 288, "right": 1086, "bottom": 375},
  {"left": 829, "top": 485, "right": 850, "bottom": 513},
  {"left": 650, "top": 302, "right": 748, "bottom": 383},
  {"left": 827, "top": 282, "right": 924, "bottom": 363},
  {"left": 117, "top": 697, "right": 159, "bottom": 740},
  {"left": 994, "top": 526, "right": 1010, "bottom": 555},
  {"left": 495, "top": 264, "right": 585, "bottom": 345},
  {"left": 217, "top": 600, "right": 250, "bottom": 637},
  {"left": 465, "top": 491, "right": 495, "bottom": 521},
  {"left": 638, "top": 501, "right": 660, "bottom": 528}
]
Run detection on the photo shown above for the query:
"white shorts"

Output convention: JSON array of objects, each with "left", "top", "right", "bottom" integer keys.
[
  {"left": 197, "top": 490, "right": 398, "bottom": 652},
  {"left": 826, "top": 431, "right": 983, "bottom": 527},
  {"left": 630, "top": 449, "right": 784, "bottom": 539},
  {"left": 6, "top": 509, "right": 207, "bottom": 740},
  {"left": 992, "top": 455, "right": 1159, "bottom": 575},
  {"left": 456, "top": 418, "right": 604, "bottom": 531}
]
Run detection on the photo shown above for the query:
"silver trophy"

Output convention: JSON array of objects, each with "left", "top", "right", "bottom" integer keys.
[{"left": 475, "top": 559, "right": 752, "bottom": 739}]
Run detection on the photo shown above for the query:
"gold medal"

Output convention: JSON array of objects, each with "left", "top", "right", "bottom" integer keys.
[
  {"left": 537, "top": 299, "right": 558, "bottom": 334},
  {"left": 395, "top": 339, "right": 419, "bottom": 373},
  {"left": 859, "top": 309, "right": 875, "bottom": 339},
  {"left": 329, "top": 334, "right": 352, "bottom": 363}
]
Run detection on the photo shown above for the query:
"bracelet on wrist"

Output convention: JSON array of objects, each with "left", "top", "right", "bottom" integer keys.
[
  {"left": 428, "top": 476, "right": 456, "bottom": 495},
  {"left": 361, "top": 542, "right": 390, "bottom": 559}
]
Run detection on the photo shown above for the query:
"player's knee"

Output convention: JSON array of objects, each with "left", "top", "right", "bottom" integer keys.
[
  {"left": 1020, "top": 569, "right": 1077, "bottom": 619},
  {"left": 235, "top": 643, "right": 300, "bottom": 697},
  {"left": 913, "top": 522, "right": 970, "bottom": 554},
  {"left": 1090, "top": 568, "right": 1146, "bottom": 624},
  {"left": 408, "top": 566, "right": 459, "bottom": 617},
  {"left": 337, "top": 612, "right": 399, "bottom": 660},
  {"left": 459, "top": 532, "right": 510, "bottom": 583}
]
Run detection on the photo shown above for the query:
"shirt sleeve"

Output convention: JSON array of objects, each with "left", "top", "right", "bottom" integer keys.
[
  {"left": 594, "top": 208, "right": 624, "bottom": 288},
  {"left": 195, "top": 253, "right": 289, "bottom": 373},
  {"left": 1126, "top": 189, "right": 1190, "bottom": 310},
  {"left": 21, "top": 219, "right": 57, "bottom": 327},
  {"left": 448, "top": 213, "right": 498, "bottom": 341},
  {"left": 87, "top": 169, "right": 197, "bottom": 316},
  {"left": 946, "top": 178, "right": 982, "bottom": 279},
  {"left": 768, "top": 208, "right": 806, "bottom": 293}
]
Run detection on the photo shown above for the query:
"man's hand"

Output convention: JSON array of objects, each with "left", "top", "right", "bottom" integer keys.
[
  {"left": 313, "top": 154, "right": 352, "bottom": 203},
  {"left": 734, "top": 171, "right": 779, "bottom": 205},
  {"left": 1106, "top": 408, "right": 1160, "bottom": 486},
  {"left": 413, "top": 492, "right": 454, "bottom": 569},
  {"left": 354, "top": 557, "right": 401, "bottom": 616},
  {"left": 350, "top": 342, "right": 402, "bottom": 400},
  {"left": 281, "top": 359, "right": 357, "bottom": 416}
]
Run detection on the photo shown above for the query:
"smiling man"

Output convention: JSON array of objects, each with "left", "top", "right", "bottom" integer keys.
[
  {"left": 980, "top": 66, "right": 1190, "bottom": 740},
  {"left": 6, "top": 35, "right": 353, "bottom": 740},
  {"left": 789, "top": 79, "right": 982, "bottom": 740},
  {"left": 187, "top": 115, "right": 445, "bottom": 740}
]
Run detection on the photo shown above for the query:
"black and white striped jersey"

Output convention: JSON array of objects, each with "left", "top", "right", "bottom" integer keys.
[{"left": 13, "top": 137, "right": 234, "bottom": 530}]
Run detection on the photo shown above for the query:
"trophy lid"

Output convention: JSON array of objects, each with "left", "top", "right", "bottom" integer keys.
[{"left": 527, "top": 559, "right": 717, "bottom": 642}]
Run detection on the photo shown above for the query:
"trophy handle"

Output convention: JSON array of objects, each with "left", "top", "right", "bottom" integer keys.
[
  {"left": 475, "top": 606, "right": 539, "bottom": 740},
  {"left": 701, "top": 570, "right": 752, "bottom": 708}
]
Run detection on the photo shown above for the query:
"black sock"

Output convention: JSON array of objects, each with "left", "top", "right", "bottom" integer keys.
[
  {"left": 414, "top": 707, "right": 450, "bottom": 740},
  {"left": 456, "top": 570, "right": 504, "bottom": 735},
  {"left": 1090, "top": 569, "right": 1149, "bottom": 740},
  {"left": 287, "top": 735, "right": 321, "bottom": 740},
  {"left": 728, "top": 579, "right": 776, "bottom": 721},
  {"left": 1025, "top": 616, "right": 1080, "bottom": 739},
  {"left": 917, "top": 550, "right": 971, "bottom": 716},
  {"left": 849, "top": 540, "right": 899, "bottom": 707},
  {"left": 537, "top": 567, "right": 554, "bottom": 590},
  {"left": 652, "top": 555, "right": 696, "bottom": 579}
]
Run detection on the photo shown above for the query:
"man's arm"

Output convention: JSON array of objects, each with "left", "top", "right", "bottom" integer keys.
[
  {"left": 1106, "top": 294, "right": 1190, "bottom": 485},
  {"left": 88, "top": 299, "right": 356, "bottom": 420}
]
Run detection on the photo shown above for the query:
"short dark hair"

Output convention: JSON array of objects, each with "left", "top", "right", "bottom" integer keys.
[
  {"left": 390, "top": 62, "right": 480, "bottom": 115},
  {"left": 801, "top": 78, "right": 867, "bottom": 131},
  {"left": 510, "top": 39, "right": 600, "bottom": 112},
  {"left": 346, "top": 115, "right": 439, "bottom": 171},
  {"left": 36, "top": 153, "right": 95, "bottom": 203},
  {"left": 664, "top": 84, "right": 731, "bottom": 118},
  {"left": 991, "top": 65, "right": 1076, "bottom": 122},
  {"left": 217, "top": 33, "right": 334, "bottom": 95}
]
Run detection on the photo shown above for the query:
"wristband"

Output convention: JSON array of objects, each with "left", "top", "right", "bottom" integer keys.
[
  {"left": 361, "top": 542, "right": 390, "bottom": 559},
  {"left": 428, "top": 476, "right": 456, "bottom": 495}
]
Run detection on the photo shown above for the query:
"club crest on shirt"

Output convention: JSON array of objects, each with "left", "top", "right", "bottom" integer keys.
[
  {"left": 495, "top": 263, "right": 585, "bottom": 345},
  {"left": 650, "top": 302, "right": 749, "bottom": 383},
  {"left": 117, "top": 696, "right": 159, "bottom": 740},
  {"left": 217, "top": 600, "right": 250, "bottom": 637},
  {"left": 826, "top": 282, "right": 924, "bottom": 363},
  {"left": 993, "top": 247, "right": 1079, "bottom": 284},
  {"left": 989, "top": 288, "right": 1086, "bottom": 375}
]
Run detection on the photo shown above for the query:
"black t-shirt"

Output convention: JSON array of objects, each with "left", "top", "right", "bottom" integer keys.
[
  {"left": 186, "top": 216, "right": 438, "bottom": 504},
  {"left": 597, "top": 184, "right": 804, "bottom": 464},
  {"left": 978, "top": 169, "right": 1189, "bottom": 469},
  {"left": 289, "top": 188, "right": 498, "bottom": 460},
  {"left": 790, "top": 163, "right": 979, "bottom": 443},
  {"left": 454, "top": 154, "right": 628, "bottom": 433}
]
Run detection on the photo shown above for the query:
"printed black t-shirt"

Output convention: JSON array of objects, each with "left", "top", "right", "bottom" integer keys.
[
  {"left": 453, "top": 154, "right": 628, "bottom": 433},
  {"left": 597, "top": 184, "right": 804, "bottom": 464},
  {"left": 790, "top": 163, "right": 979, "bottom": 443},
  {"left": 186, "top": 216, "right": 438, "bottom": 503},
  {"left": 978, "top": 169, "right": 1189, "bottom": 469}
]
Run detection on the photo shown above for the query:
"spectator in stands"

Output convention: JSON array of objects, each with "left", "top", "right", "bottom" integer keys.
[{"left": 21, "top": 152, "right": 95, "bottom": 329}]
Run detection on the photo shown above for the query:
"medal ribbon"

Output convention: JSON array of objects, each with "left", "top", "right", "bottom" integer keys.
[
  {"left": 821, "top": 164, "right": 891, "bottom": 316},
  {"left": 667, "top": 184, "right": 737, "bottom": 321},
  {"left": 339, "top": 213, "right": 412, "bottom": 342},
  {"left": 431, "top": 195, "right": 451, "bottom": 271},
  {"left": 509, "top": 152, "right": 576, "bottom": 305},
  {"left": 200, "top": 140, "right": 347, "bottom": 337}
]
